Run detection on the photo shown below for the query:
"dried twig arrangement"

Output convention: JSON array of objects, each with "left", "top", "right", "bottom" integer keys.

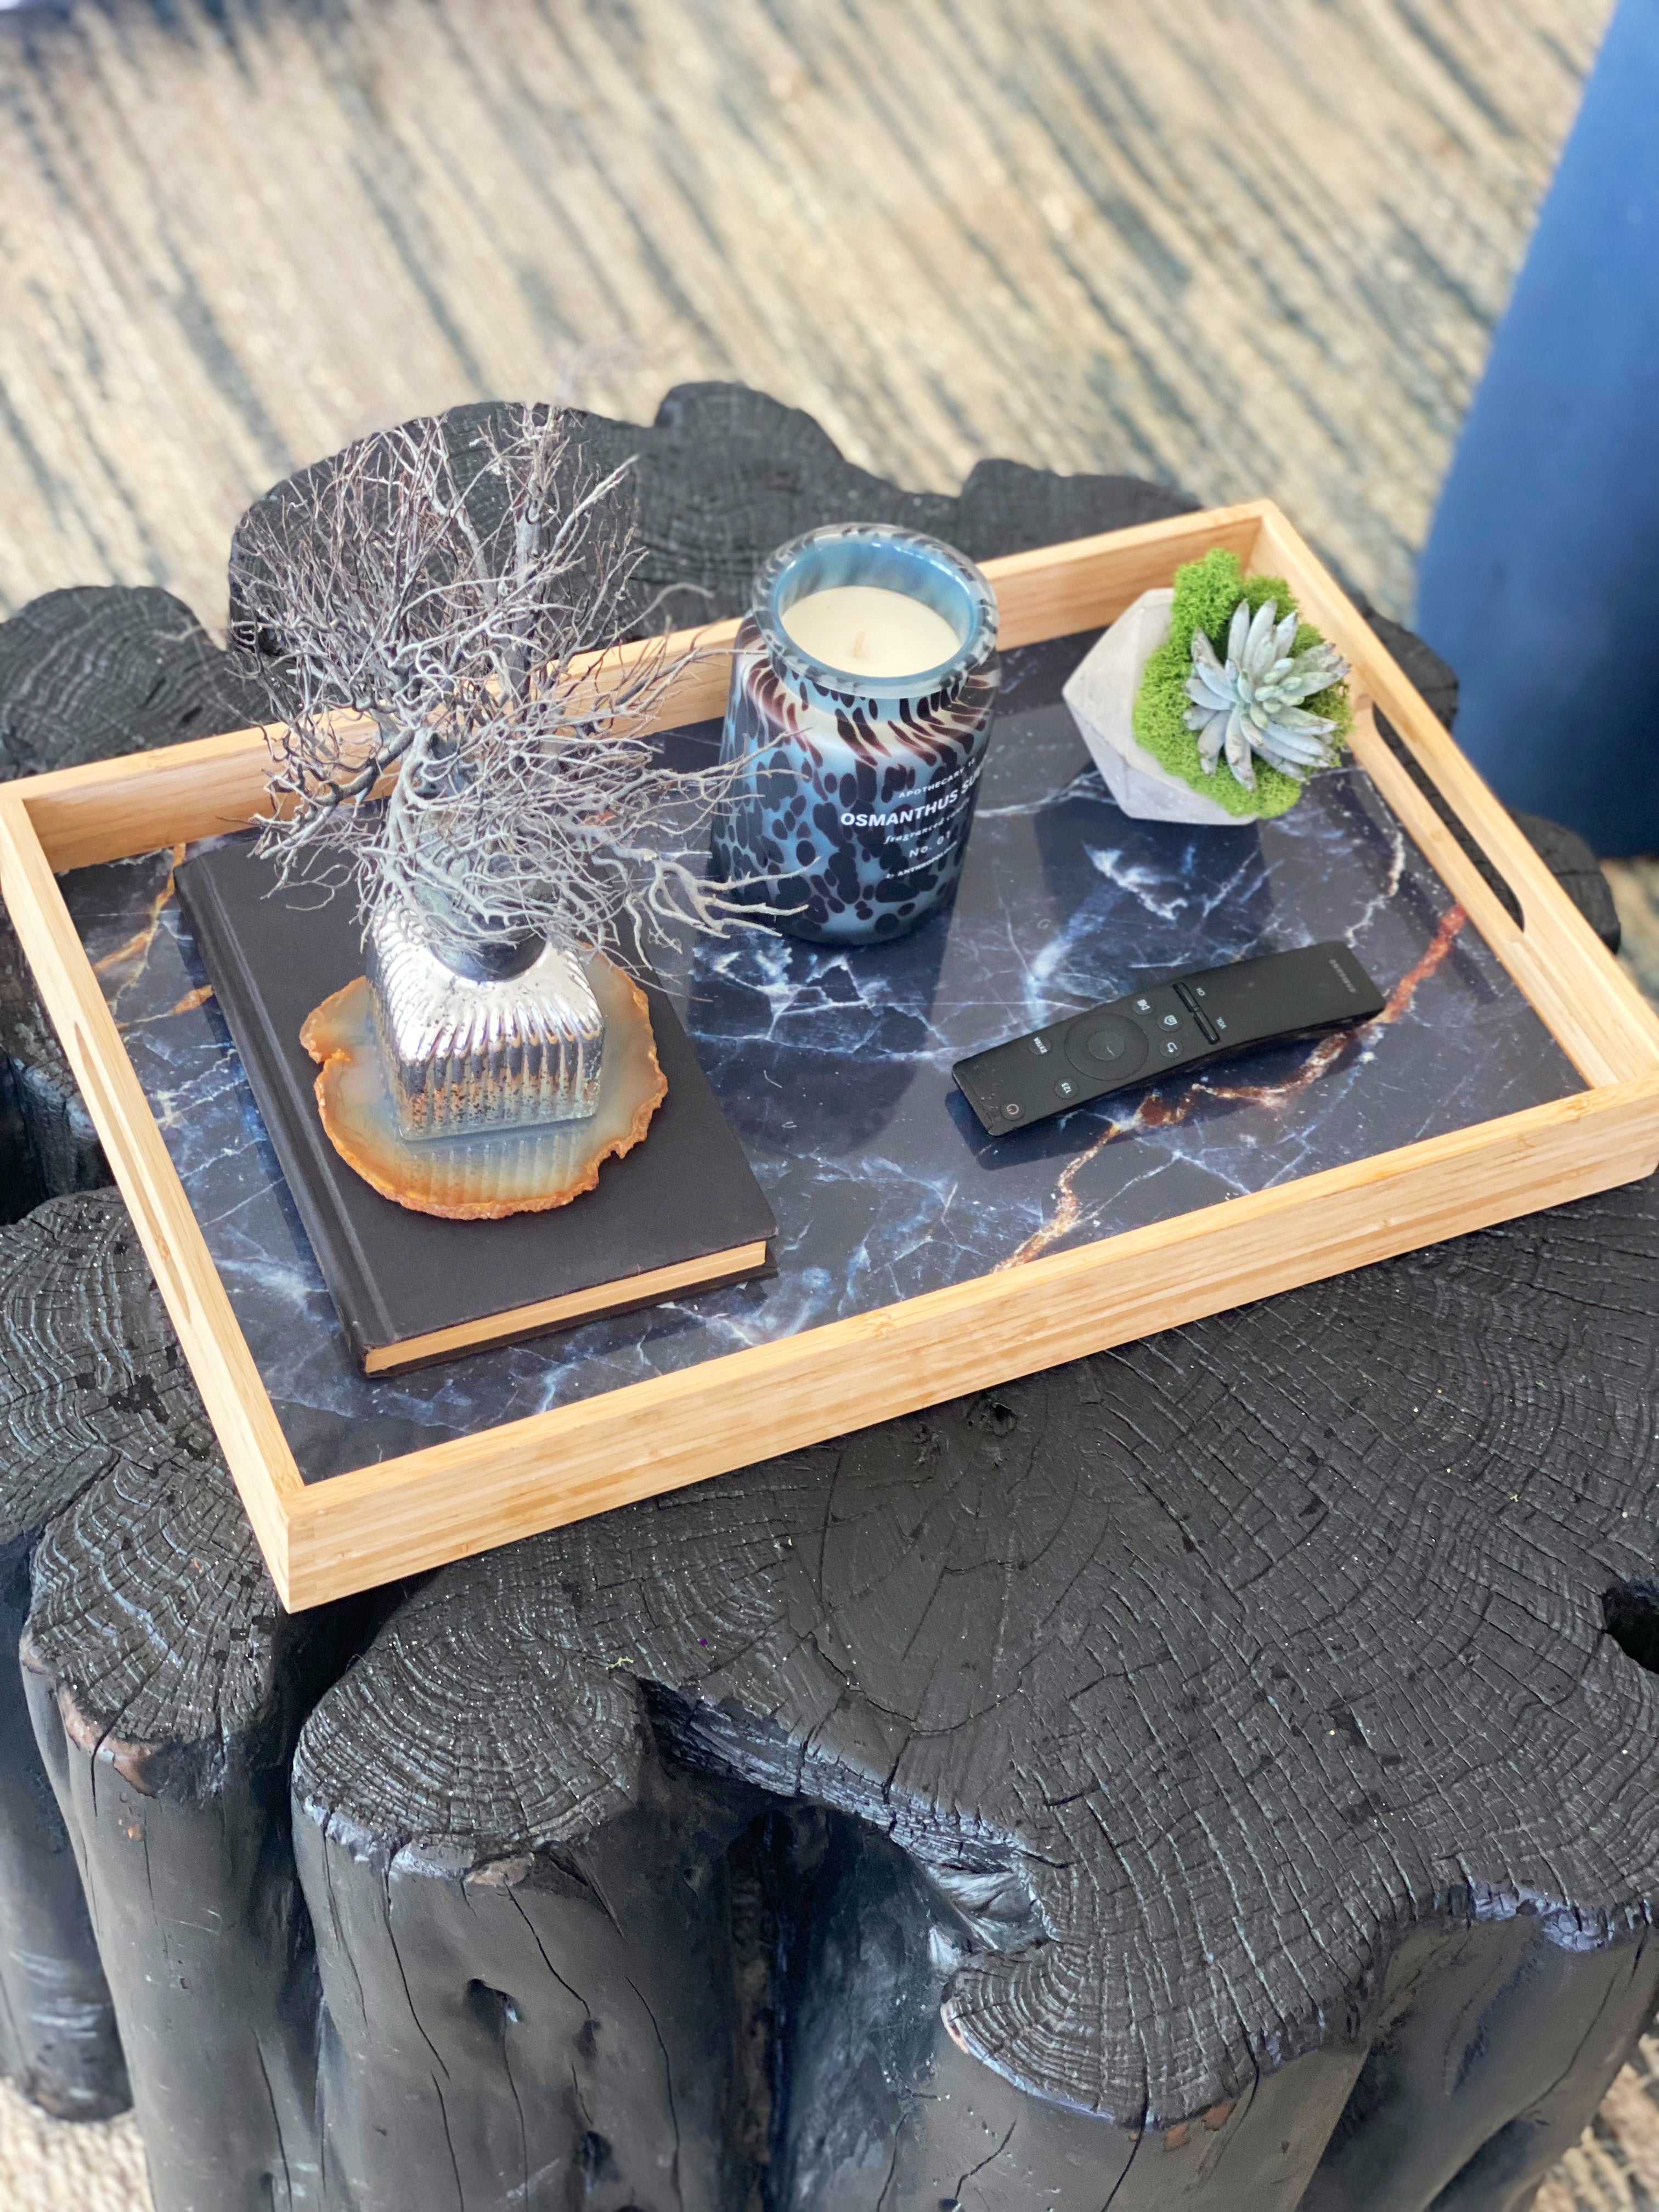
[{"left": 236, "top": 404, "right": 753, "bottom": 968}]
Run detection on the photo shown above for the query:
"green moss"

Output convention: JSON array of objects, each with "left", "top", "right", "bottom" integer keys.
[{"left": 1130, "top": 547, "right": 1351, "bottom": 820}]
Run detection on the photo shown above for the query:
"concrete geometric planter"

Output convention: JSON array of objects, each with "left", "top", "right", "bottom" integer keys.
[{"left": 1063, "top": 586, "right": 1245, "bottom": 826}]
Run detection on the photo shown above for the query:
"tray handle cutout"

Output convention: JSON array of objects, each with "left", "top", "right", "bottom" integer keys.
[{"left": 1372, "top": 709, "right": 1525, "bottom": 932}]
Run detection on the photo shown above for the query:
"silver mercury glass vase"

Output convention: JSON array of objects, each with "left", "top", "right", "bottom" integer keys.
[{"left": 365, "top": 898, "right": 605, "bottom": 1141}]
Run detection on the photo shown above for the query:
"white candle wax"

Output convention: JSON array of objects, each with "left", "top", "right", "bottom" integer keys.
[{"left": 781, "top": 585, "right": 962, "bottom": 679}]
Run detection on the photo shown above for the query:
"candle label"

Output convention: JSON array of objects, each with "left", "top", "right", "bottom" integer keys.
[{"left": 712, "top": 619, "right": 1001, "bottom": 944}]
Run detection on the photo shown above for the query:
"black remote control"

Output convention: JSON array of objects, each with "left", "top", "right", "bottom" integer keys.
[{"left": 952, "top": 942, "right": 1385, "bottom": 1136}]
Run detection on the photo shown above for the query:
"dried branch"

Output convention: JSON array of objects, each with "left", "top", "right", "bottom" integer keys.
[{"left": 236, "top": 404, "right": 759, "bottom": 968}]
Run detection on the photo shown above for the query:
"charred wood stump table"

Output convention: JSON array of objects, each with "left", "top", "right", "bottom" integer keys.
[
  {"left": 0, "top": 590, "right": 271, "bottom": 1221},
  {"left": 0, "top": 387, "right": 1651, "bottom": 2212}
]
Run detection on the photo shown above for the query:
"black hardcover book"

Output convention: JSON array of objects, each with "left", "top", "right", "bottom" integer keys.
[{"left": 177, "top": 838, "right": 776, "bottom": 1374}]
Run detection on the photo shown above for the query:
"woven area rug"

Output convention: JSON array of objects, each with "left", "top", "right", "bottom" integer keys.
[
  {"left": 0, "top": 0, "right": 1608, "bottom": 630},
  {"left": 0, "top": 2081, "right": 150, "bottom": 2212}
]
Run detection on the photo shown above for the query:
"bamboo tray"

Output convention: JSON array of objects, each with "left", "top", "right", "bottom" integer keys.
[{"left": 5, "top": 501, "right": 1657, "bottom": 1611}]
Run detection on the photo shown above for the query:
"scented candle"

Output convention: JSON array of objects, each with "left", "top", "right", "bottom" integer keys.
[{"left": 710, "top": 524, "right": 1000, "bottom": 944}]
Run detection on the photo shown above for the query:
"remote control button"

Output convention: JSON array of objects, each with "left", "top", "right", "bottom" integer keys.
[
  {"left": 1064, "top": 1011, "right": 1148, "bottom": 1084},
  {"left": 1174, "top": 980, "right": 1220, "bottom": 1042},
  {"left": 1160, "top": 1039, "right": 1181, "bottom": 1057},
  {"left": 1054, "top": 1077, "right": 1077, "bottom": 1100},
  {"left": 1030, "top": 1035, "right": 1050, "bottom": 1056},
  {"left": 1003, "top": 1102, "right": 1023, "bottom": 1118},
  {"left": 1160, "top": 1012, "right": 1180, "bottom": 1029}
]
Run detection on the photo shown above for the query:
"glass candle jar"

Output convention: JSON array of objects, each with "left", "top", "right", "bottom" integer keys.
[{"left": 710, "top": 524, "right": 1000, "bottom": 944}]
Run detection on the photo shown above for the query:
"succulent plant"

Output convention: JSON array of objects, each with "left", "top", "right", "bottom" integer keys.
[{"left": 1183, "top": 599, "right": 1348, "bottom": 789}]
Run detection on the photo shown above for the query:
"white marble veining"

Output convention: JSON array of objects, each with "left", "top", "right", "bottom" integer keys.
[{"left": 65, "top": 631, "right": 1582, "bottom": 1483}]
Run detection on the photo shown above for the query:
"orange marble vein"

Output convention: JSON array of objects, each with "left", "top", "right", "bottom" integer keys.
[
  {"left": 93, "top": 842, "right": 186, "bottom": 1006},
  {"left": 999, "top": 907, "right": 1469, "bottom": 1269}
]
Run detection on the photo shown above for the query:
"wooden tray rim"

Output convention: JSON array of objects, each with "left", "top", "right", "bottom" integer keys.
[{"left": 4, "top": 498, "right": 1656, "bottom": 1609}]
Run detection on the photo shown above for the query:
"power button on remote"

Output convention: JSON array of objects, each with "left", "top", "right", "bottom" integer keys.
[{"left": 1064, "top": 1012, "right": 1149, "bottom": 1084}]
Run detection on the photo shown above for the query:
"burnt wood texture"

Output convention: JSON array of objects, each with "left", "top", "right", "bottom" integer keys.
[
  {"left": 290, "top": 1161, "right": 1659, "bottom": 2211},
  {"left": 0, "top": 589, "right": 273, "bottom": 1221},
  {"left": 0, "top": 1197, "right": 134, "bottom": 2124},
  {"left": 0, "top": 391, "right": 1654, "bottom": 2212},
  {"left": 228, "top": 381, "right": 1200, "bottom": 642},
  {"left": 0, "top": 1189, "right": 377, "bottom": 2210}
]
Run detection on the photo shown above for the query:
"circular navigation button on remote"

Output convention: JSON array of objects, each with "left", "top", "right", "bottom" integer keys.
[{"left": 1064, "top": 1012, "right": 1149, "bottom": 1083}]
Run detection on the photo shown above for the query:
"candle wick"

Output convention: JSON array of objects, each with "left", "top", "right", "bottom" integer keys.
[{"left": 852, "top": 630, "right": 867, "bottom": 663}]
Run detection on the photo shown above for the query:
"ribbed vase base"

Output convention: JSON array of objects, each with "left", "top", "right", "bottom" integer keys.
[
  {"left": 301, "top": 955, "right": 665, "bottom": 1221},
  {"left": 366, "top": 903, "right": 608, "bottom": 1140}
]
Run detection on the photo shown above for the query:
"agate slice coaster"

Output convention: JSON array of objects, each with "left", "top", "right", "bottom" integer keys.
[{"left": 301, "top": 955, "right": 665, "bottom": 1222}]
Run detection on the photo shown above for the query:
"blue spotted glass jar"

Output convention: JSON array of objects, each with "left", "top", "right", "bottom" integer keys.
[{"left": 710, "top": 524, "right": 1000, "bottom": 944}]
